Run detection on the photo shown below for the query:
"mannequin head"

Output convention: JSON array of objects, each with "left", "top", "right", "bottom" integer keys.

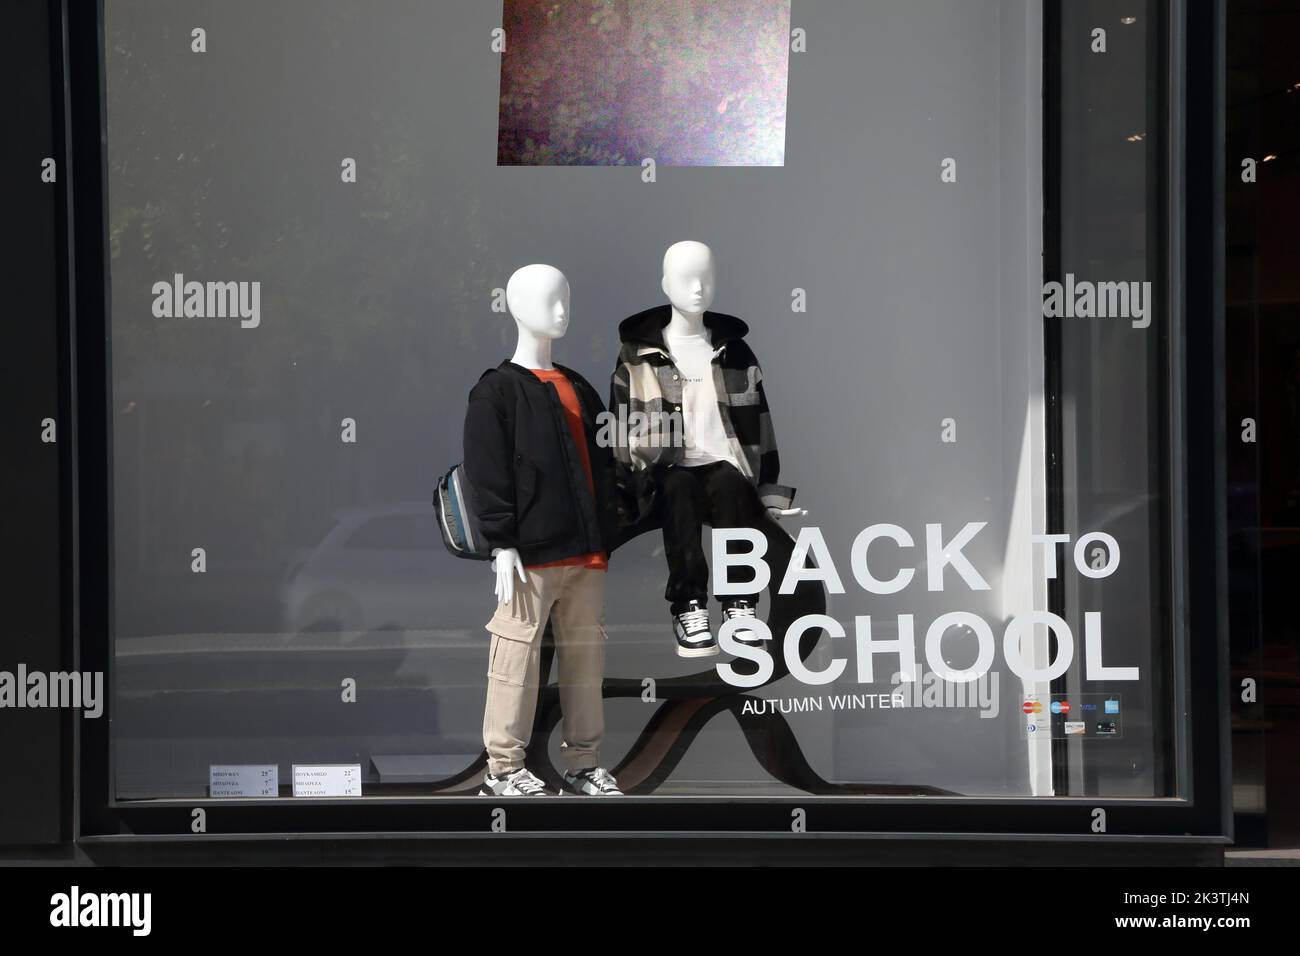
[
  {"left": 661, "top": 241, "right": 715, "bottom": 316},
  {"left": 506, "top": 264, "right": 570, "bottom": 341}
]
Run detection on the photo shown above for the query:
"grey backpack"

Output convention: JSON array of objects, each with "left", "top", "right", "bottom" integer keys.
[{"left": 434, "top": 463, "right": 491, "bottom": 560}]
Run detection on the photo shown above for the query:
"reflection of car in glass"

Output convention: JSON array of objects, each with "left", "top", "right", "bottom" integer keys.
[{"left": 281, "top": 503, "right": 485, "bottom": 635}]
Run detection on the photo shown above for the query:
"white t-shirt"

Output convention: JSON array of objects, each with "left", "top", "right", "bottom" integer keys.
[{"left": 664, "top": 330, "right": 738, "bottom": 468}]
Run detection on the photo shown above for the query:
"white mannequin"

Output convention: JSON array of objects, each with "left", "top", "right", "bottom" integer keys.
[
  {"left": 660, "top": 241, "right": 806, "bottom": 520},
  {"left": 661, "top": 240, "right": 715, "bottom": 340},
  {"left": 491, "top": 264, "right": 572, "bottom": 604}
]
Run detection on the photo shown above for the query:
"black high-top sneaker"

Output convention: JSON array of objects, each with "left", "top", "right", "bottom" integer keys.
[
  {"left": 721, "top": 598, "right": 761, "bottom": 645},
  {"left": 672, "top": 600, "right": 717, "bottom": 658}
]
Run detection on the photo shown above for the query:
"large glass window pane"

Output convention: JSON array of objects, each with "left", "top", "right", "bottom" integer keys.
[{"left": 104, "top": 0, "right": 1177, "bottom": 801}]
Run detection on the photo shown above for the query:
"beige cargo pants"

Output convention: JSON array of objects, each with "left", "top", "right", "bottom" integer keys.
[{"left": 481, "top": 564, "right": 607, "bottom": 776}]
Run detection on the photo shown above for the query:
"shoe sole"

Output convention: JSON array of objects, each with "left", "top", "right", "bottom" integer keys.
[
  {"left": 562, "top": 783, "right": 625, "bottom": 796},
  {"left": 677, "top": 643, "right": 720, "bottom": 658}
]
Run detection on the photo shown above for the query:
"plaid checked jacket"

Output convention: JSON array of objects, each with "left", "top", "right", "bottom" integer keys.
[{"left": 609, "top": 305, "right": 796, "bottom": 542}]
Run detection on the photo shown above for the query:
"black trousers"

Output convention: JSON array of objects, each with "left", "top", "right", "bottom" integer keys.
[{"left": 658, "top": 461, "right": 767, "bottom": 613}]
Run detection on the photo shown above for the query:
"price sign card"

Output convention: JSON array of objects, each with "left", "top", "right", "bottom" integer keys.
[
  {"left": 292, "top": 764, "right": 363, "bottom": 797},
  {"left": 209, "top": 765, "right": 279, "bottom": 798}
]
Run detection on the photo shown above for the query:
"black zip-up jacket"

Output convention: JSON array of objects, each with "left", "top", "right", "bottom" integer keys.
[{"left": 462, "top": 360, "right": 620, "bottom": 566}]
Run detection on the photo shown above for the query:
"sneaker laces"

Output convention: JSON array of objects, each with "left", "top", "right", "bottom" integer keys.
[
  {"left": 678, "top": 605, "right": 710, "bottom": 635},
  {"left": 725, "top": 601, "right": 756, "bottom": 620},
  {"left": 507, "top": 768, "right": 546, "bottom": 795},
  {"left": 586, "top": 767, "right": 619, "bottom": 791}
]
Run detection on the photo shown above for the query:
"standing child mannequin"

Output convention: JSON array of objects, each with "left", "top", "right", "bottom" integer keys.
[{"left": 462, "top": 264, "right": 623, "bottom": 796}]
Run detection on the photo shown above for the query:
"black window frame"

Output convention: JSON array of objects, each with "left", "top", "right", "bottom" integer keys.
[{"left": 60, "top": 0, "right": 1230, "bottom": 845}]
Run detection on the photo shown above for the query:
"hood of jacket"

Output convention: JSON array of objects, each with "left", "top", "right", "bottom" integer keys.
[{"left": 617, "top": 305, "right": 749, "bottom": 353}]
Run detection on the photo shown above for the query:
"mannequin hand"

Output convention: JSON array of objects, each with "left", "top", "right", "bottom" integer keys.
[
  {"left": 767, "top": 506, "right": 808, "bottom": 520},
  {"left": 492, "top": 548, "right": 527, "bottom": 604}
]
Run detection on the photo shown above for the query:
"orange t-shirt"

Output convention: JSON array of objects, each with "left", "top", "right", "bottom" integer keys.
[{"left": 526, "top": 369, "right": 608, "bottom": 572}]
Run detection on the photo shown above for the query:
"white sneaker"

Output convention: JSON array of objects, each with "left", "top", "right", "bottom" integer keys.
[
  {"left": 479, "top": 767, "right": 549, "bottom": 796},
  {"left": 563, "top": 766, "right": 624, "bottom": 796}
]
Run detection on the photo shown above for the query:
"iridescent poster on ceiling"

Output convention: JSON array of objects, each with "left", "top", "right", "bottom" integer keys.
[{"left": 497, "top": 0, "right": 792, "bottom": 166}]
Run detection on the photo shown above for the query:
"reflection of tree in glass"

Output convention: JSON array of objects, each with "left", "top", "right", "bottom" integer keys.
[
  {"left": 104, "top": 4, "right": 508, "bottom": 562},
  {"left": 498, "top": 0, "right": 790, "bottom": 166},
  {"left": 107, "top": 8, "right": 503, "bottom": 402}
]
